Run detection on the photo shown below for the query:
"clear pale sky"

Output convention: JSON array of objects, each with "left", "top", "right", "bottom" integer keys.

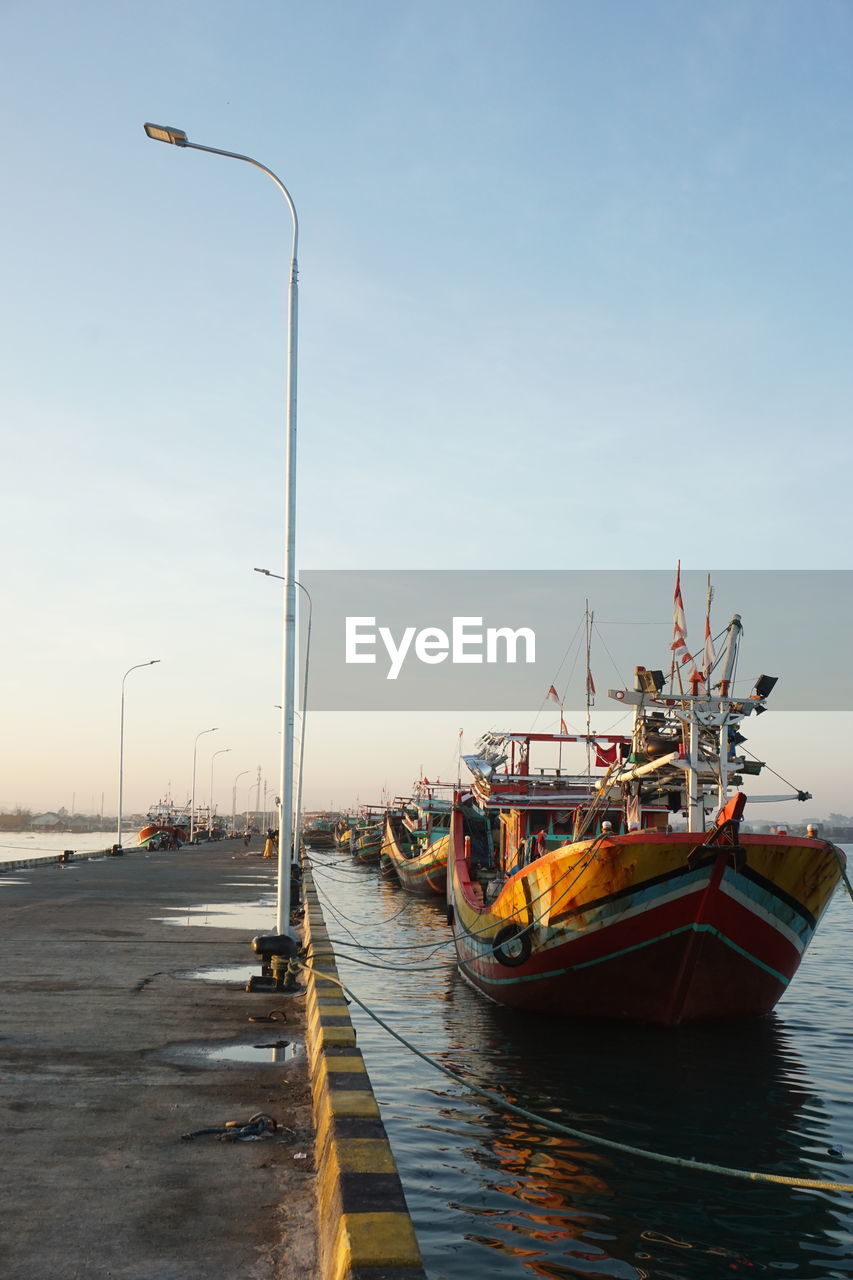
[{"left": 2, "top": 1, "right": 852, "bottom": 822}]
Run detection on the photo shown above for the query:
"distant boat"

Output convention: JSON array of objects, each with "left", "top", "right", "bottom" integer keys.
[
  {"left": 348, "top": 807, "right": 385, "bottom": 864},
  {"left": 137, "top": 799, "right": 189, "bottom": 849},
  {"left": 302, "top": 812, "right": 339, "bottom": 848},
  {"left": 447, "top": 612, "right": 845, "bottom": 1026},
  {"left": 334, "top": 815, "right": 356, "bottom": 847},
  {"left": 382, "top": 782, "right": 456, "bottom": 896}
]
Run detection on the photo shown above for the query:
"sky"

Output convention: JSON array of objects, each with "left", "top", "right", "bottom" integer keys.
[{"left": 2, "top": 0, "right": 853, "bottom": 824}]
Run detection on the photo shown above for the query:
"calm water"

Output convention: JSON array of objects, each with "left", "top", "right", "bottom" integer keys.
[
  {"left": 308, "top": 845, "right": 853, "bottom": 1280},
  {"left": 0, "top": 830, "right": 117, "bottom": 864}
]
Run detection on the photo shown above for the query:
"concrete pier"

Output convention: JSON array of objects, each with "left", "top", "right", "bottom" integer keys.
[{"left": 0, "top": 840, "right": 316, "bottom": 1279}]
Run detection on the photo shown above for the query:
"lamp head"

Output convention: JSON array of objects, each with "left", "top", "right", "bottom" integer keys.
[
  {"left": 753, "top": 674, "right": 778, "bottom": 699},
  {"left": 144, "top": 122, "right": 188, "bottom": 147}
]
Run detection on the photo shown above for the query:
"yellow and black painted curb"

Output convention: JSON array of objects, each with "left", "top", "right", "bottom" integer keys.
[{"left": 302, "top": 864, "right": 427, "bottom": 1280}]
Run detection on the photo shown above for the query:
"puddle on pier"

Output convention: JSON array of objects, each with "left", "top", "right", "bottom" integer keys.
[
  {"left": 152, "top": 899, "right": 275, "bottom": 931},
  {"left": 177, "top": 963, "right": 259, "bottom": 984},
  {"left": 222, "top": 880, "right": 274, "bottom": 887},
  {"left": 151, "top": 1036, "right": 302, "bottom": 1068}
]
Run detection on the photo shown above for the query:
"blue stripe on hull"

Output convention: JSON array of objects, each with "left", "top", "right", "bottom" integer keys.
[{"left": 458, "top": 920, "right": 796, "bottom": 991}]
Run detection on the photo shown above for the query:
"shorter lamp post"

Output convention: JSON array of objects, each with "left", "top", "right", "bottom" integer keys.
[
  {"left": 209, "top": 748, "right": 231, "bottom": 836},
  {"left": 117, "top": 660, "right": 160, "bottom": 850},
  {"left": 233, "top": 769, "right": 250, "bottom": 835},
  {"left": 190, "top": 728, "right": 218, "bottom": 844}
]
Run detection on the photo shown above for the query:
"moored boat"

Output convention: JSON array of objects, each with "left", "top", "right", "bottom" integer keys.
[
  {"left": 383, "top": 782, "right": 454, "bottom": 895},
  {"left": 447, "top": 611, "right": 844, "bottom": 1026},
  {"left": 302, "top": 812, "right": 340, "bottom": 848},
  {"left": 137, "top": 799, "right": 190, "bottom": 849},
  {"left": 348, "top": 806, "right": 385, "bottom": 864},
  {"left": 334, "top": 815, "right": 356, "bottom": 847}
]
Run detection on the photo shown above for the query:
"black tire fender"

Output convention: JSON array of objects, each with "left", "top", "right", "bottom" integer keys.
[{"left": 492, "top": 923, "right": 532, "bottom": 967}]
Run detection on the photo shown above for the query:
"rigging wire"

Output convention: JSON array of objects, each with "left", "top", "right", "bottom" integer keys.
[
  {"left": 739, "top": 747, "right": 810, "bottom": 797},
  {"left": 529, "top": 617, "right": 585, "bottom": 732},
  {"left": 304, "top": 835, "right": 608, "bottom": 973},
  {"left": 590, "top": 619, "right": 629, "bottom": 690}
]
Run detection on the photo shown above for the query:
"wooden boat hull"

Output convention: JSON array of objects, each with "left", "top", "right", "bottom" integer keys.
[
  {"left": 447, "top": 805, "right": 844, "bottom": 1026},
  {"left": 350, "top": 828, "right": 383, "bottom": 864},
  {"left": 383, "top": 813, "right": 447, "bottom": 896},
  {"left": 304, "top": 829, "right": 337, "bottom": 849}
]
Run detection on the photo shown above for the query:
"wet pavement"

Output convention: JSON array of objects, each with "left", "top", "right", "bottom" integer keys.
[{"left": 0, "top": 838, "right": 315, "bottom": 1280}]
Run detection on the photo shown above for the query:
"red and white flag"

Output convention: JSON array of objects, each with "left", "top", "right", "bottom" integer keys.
[
  {"left": 702, "top": 577, "right": 716, "bottom": 683},
  {"left": 587, "top": 670, "right": 596, "bottom": 698},
  {"left": 671, "top": 561, "right": 695, "bottom": 671},
  {"left": 547, "top": 685, "right": 568, "bottom": 733}
]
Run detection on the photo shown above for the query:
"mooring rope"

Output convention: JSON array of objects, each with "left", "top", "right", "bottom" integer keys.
[{"left": 300, "top": 959, "right": 853, "bottom": 1194}]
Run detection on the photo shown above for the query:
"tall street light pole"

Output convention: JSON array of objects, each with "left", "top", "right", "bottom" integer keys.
[
  {"left": 117, "top": 660, "right": 160, "bottom": 851},
  {"left": 255, "top": 569, "right": 312, "bottom": 861},
  {"left": 191, "top": 728, "right": 218, "bottom": 844},
  {"left": 233, "top": 769, "right": 250, "bottom": 835},
  {"left": 209, "top": 748, "right": 231, "bottom": 834},
  {"left": 145, "top": 122, "right": 299, "bottom": 938}
]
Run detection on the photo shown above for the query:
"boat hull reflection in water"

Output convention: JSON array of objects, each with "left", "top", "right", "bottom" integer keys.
[{"left": 308, "top": 845, "right": 853, "bottom": 1279}]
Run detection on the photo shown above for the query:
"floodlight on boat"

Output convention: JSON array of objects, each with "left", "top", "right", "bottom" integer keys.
[
  {"left": 753, "top": 674, "right": 778, "bottom": 699},
  {"left": 143, "top": 122, "right": 188, "bottom": 146},
  {"left": 634, "top": 667, "right": 666, "bottom": 695}
]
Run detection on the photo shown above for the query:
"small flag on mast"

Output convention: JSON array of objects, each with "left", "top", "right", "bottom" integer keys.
[
  {"left": 703, "top": 577, "right": 716, "bottom": 683},
  {"left": 671, "top": 561, "right": 695, "bottom": 671},
  {"left": 547, "top": 685, "right": 568, "bottom": 734}
]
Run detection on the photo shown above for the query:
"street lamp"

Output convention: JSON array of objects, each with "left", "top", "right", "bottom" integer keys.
[
  {"left": 255, "top": 568, "right": 312, "bottom": 860},
  {"left": 209, "top": 748, "right": 231, "bottom": 835},
  {"left": 233, "top": 769, "right": 250, "bottom": 835},
  {"left": 117, "top": 660, "right": 160, "bottom": 850},
  {"left": 146, "top": 122, "right": 299, "bottom": 939},
  {"left": 190, "top": 728, "right": 218, "bottom": 844},
  {"left": 245, "top": 775, "right": 258, "bottom": 833}
]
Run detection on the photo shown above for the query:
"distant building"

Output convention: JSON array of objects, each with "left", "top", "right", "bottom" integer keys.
[{"left": 31, "top": 812, "right": 63, "bottom": 830}]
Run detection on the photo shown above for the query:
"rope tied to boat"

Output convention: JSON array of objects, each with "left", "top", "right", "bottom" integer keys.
[{"left": 300, "top": 959, "right": 853, "bottom": 1195}]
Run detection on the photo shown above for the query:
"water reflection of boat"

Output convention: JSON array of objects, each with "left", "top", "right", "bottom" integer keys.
[
  {"left": 435, "top": 976, "right": 851, "bottom": 1278},
  {"left": 448, "top": 612, "right": 845, "bottom": 1025}
]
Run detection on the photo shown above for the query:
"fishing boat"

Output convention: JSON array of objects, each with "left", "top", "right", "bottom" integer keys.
[
  {"left": 137, "top": 799, "right": 190, "bottom": 849},
  {"left": 447, "top": 610, "right": 845, "bottom": 1026},
  {"left": 349, "top": 807, "right": 385, "bottom": 864},
  {"left": 383, "top": 782, "right": 454, "bottom": 896},
  {"left": 302, "top": 813, "right": 340, "bottom": 848},
  {"left": 334, "top": 815, "right": 356, "bottom": 848}
]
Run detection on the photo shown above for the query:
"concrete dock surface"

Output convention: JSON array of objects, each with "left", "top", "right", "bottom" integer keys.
[{"left": 0, "top": 839, "right": 316, "bottom": 1280}]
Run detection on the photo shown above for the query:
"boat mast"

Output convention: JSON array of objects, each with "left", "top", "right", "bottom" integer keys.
[
  {"left": 686, "top": 705, "right": 702, "bottom": 833},
  {"left": 716, "top": 614, "right": 743, "bottom": 810},
  {"left": 585, "top": 600, "right": 593, "bottom": 777}
]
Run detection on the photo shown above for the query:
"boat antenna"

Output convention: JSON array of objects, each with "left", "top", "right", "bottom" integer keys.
[{"left": 585, "top": 599, "right": 594, "bottom": 778}]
